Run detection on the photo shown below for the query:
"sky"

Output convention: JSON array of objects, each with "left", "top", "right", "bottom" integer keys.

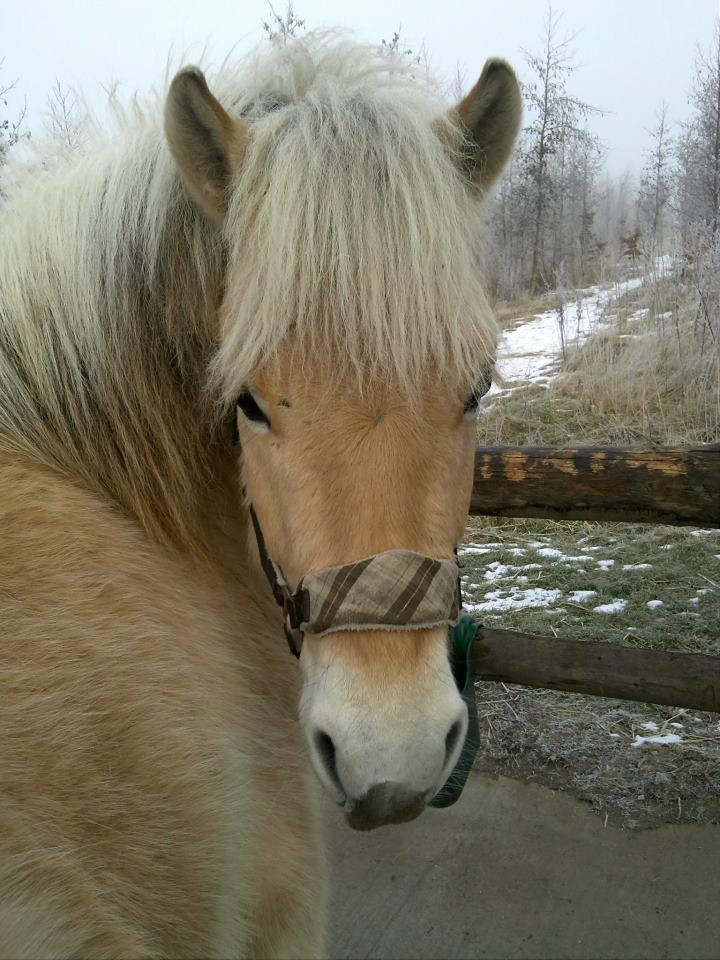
[{"left": 2, "top": 0, "right": 719, "bottom": 175}]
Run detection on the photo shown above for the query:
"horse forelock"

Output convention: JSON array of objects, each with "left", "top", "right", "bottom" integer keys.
[{"left": 214, "top": 36, "right": 498, "bottom": 403}]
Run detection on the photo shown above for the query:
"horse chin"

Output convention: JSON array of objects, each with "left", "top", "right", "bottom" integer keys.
[
  {"left": 341, "top": 782, "right": 428, "bottom": 831},
  {"left": 344, "top": 806, "right": 426, "bottom": 832}
]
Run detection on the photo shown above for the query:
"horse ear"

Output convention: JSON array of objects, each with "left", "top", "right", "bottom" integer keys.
[
  {"left": 449, "top": 58, "right": 522, "bottom": 193},
  {"left": 165, "top": 67, "right": 250, "bottom": 224}
]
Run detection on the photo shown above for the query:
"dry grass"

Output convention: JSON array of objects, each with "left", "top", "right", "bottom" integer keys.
[
  {"left": 474, "top": 684, "right": 720, "bottom": 829},
  {"left": 556, "top": 279, "right": 720, "bottom": 445},
  {"left": 493, "top": 291, "right": 553, "bottom": 328},
  {"left": 480, "top": 274, "right": 720, "bottom": 447}
]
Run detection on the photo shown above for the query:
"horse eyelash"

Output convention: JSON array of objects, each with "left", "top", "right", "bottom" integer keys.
[
  {"left": 237, "top": 391, "right": 270, "bottom": 428},
  {"left": 464, "top": 373, "right": 491, "bottom": 414}
]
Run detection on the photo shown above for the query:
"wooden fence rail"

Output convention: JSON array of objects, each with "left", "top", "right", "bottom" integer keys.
[
  {"left": 474, "top": 627, "right": 720, "bottom": 713},
  {"left": 470, "top": 445, "right": 720, "bottom": 527},
  {"left": 467, "top": 444, "right": 720, "bottom": 712}
]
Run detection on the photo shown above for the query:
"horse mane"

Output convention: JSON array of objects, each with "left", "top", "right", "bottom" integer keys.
[{"left": 0, "top": 33, "right": 497, "bottom": 551}]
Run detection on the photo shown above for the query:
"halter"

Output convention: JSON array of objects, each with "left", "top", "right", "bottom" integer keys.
[{"left": 249, "top": 504, "right": 461, "bottom": 658}]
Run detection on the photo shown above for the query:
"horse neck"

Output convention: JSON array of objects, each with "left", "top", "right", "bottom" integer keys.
[{"left": 0, "top": 153, "right": 246, "bottom": 562}]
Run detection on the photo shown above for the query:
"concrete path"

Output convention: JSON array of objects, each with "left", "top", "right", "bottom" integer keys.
[{"left": 325, "top": 774, "right": 720, "bottom": 959}]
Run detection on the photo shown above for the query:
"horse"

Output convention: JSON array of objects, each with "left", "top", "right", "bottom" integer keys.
[{"left": 0, "top": 34, "right": 520, "bottom": 958}]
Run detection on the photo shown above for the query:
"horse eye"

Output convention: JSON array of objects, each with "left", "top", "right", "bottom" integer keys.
[
  {"left": 237, "top": 391, "right": 270, "bottom": 428},
  {"left": 464, "top": 372, "right": 492, "bottom": 416}
]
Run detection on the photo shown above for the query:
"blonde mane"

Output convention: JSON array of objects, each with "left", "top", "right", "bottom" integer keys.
[{"left": 0, "top": 34, "right": 497, "bottom": 550}]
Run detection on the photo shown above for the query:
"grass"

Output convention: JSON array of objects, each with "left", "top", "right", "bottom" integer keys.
[
  {"left": 460, "top": 517, "right": 720, "bottom": 654},
  {"left": 480, "top": 277, "right": 720, "bottom": 447},
  {"left": 493, "top": 291, "right": 554, "bottom": 329}
]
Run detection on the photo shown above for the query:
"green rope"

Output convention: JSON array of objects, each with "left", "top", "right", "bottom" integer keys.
[{"left": 429, "top": 615, "right": 481, "bottom": 808}]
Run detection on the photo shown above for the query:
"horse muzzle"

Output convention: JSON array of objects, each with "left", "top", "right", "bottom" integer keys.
[
  {"left": 248, "top": 503, "right": 469, "bottom": 827},
  {"left": 300, "top": 624, "right": 469, "bottom": 828}
]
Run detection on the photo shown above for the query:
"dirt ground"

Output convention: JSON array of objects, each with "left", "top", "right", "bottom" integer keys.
[
  {"left": 326, "top": 774, "right": 720, "bottom": 960},
  {"left": 474, "top": 684, "right": 720, "bottom": 829}
]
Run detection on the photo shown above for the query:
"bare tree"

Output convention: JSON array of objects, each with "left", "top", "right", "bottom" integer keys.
[
  {"left": 568, "top": 132, "right": 604, "bottom": 280},
  {"left": 379, "top": 28, "right": 414, "bottom": 60},
  {"left": 484, "top": 5, "right": 605, "bottom": 297},
  {"left": 447, "top": 64, "right": 466, "bottom": 103},
  {"left": 45, "top": 80, "right": 87, "bottom": 149},
  {"left": 486, "top": 144, "right": 534, "bottom": 298},
  {"left": 0, "top": 58, "right": 28, "bottom": 169},
  {"left": 677, "top": 18, "right": 720, "bottom": 239},
  {"left": 594, "top": 170, "right": 637, "bottom": 272},
  {"left": 262, "top": 3, "right": 305, "bottom": 46},
  {"left": 377, "top": 25, "right": 430, "bottom": 84},
  {"left": 521, "top": 5, "right": 602, "bottom": 290},
  {"left": 637, "top": 104, "right": 673, "bottom": 255}
]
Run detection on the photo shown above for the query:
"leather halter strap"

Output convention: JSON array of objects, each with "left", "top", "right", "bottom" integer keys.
[{"left": 249, "top": 504, "right": 307, "bottom": 657}]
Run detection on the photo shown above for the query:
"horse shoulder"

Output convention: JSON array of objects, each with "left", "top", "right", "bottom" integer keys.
[{"left": 0, "top": 449, "right": 323, "bottom": 957}]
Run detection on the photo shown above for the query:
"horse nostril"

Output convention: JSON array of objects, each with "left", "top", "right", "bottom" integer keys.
[
  {"left": 444, "top": 720, "right": 463, "bottom": 766},
  {"left": 313, "top": 730, "right": 344, "bottom": 795}
]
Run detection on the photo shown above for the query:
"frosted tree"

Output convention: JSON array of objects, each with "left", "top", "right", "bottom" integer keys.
[
  {"left": 262, "top": 3, "right": 305, "bottom": 46},
  {"left": 676, "top": 19, "right": 720, "bottom": 238},
  {"left": 521, "top": 6, "right": 602, "bottom": 290},
  {"left": 568, "top": 132, "right": 604, "bottom": 281},
  {"left": 637, "top": 104, "right": 673, "bottom": 255},
  {"left": 485, "top": 5, "right": 603, "bottom": 296},
  {"left": 45, "top": 80, "right": 87, "bottom": 150},
  {"left": 486, "top": 143, "right": 534, "bottom": 298},
  {"left": 0, "top": 58, "right": 27, "bottom": 169}
]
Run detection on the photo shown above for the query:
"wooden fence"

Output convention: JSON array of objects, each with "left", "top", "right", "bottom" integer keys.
[{"left": 467, "top": 444, "right": 720, "bottom": 713}]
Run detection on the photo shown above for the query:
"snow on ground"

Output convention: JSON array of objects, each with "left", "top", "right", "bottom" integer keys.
[
  {"left": 488, "top": 274, "right": 646, "bottom": 395},
  {"left": 568, "top": 590, "right": 598, "bottom": 603},
  {"left": 459, "top": 543, "right": 505, "bottom": 555},
  {"left": 593, "top": 599, "right": 629, "bottom": 614},
  {"left": 535, "top": 547, "right": 592, "bottom": 561},
  {"left": 631, "top": 733, "right": 683, "bottom": 748},
  {"left": 465, "top": 587, "right": 562, "bottom": 613}
]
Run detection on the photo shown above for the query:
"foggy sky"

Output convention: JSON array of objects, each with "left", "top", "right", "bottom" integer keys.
[{"left": 3, "top": 0, "right": 718, "bottom": 175}]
